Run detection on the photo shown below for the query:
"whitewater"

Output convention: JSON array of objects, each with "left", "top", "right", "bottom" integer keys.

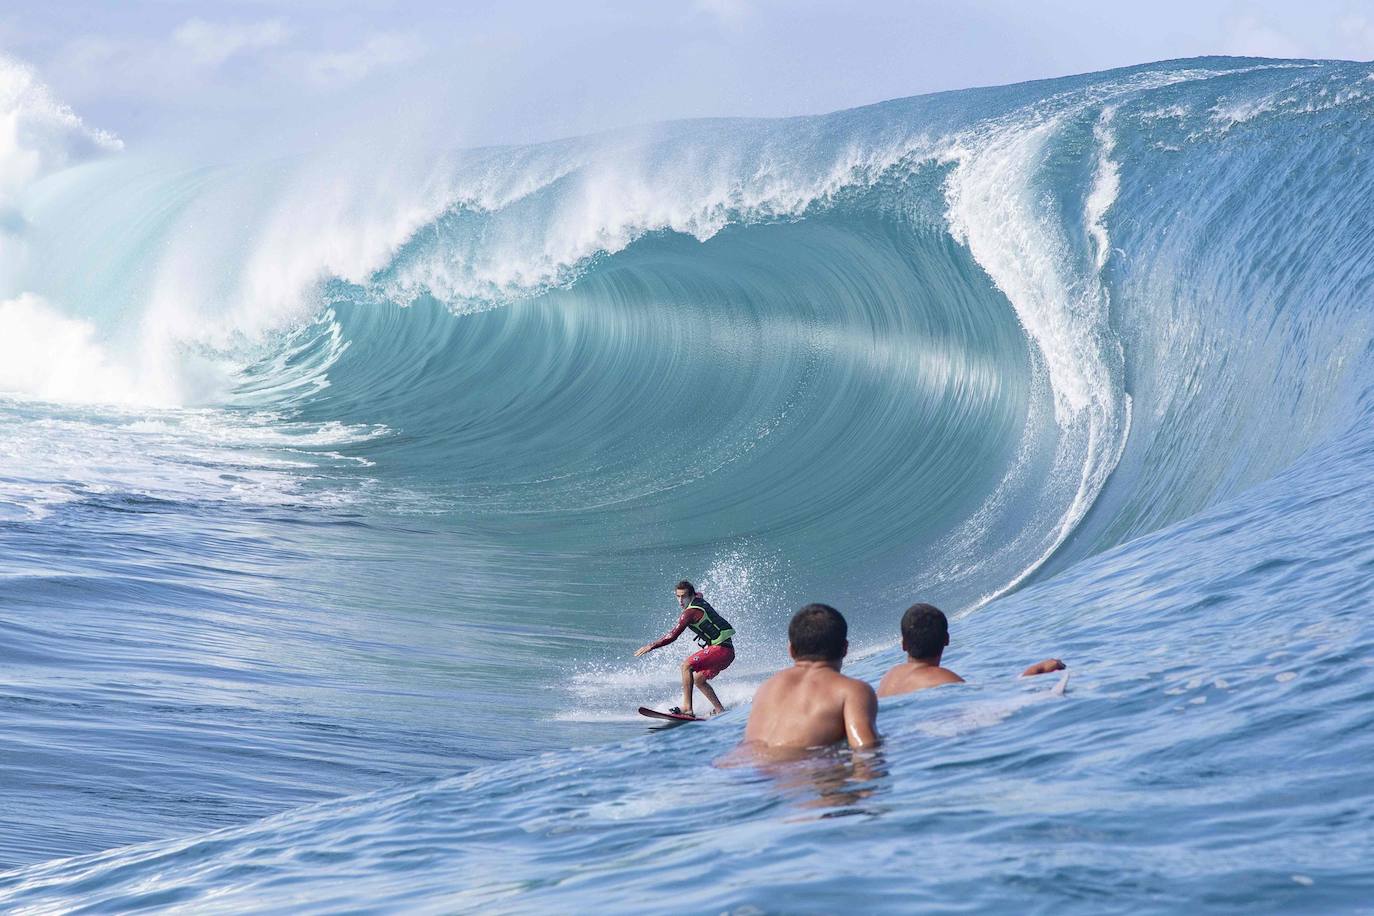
[{"left": 2, "top": 54, "right": 1373, "bottom": 911}]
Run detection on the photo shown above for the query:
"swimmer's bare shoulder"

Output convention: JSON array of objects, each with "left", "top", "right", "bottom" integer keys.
[
  {"left": 741, "top": 668, "right": 803, "bottom": 744},
  {"left": 877, "top": 663, "right": 965, "bottom": 698}
]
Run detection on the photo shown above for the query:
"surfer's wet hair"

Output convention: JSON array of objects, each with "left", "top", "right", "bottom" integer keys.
[
  {"left": 901, "top": 603, "right": 949, "bottom": 658},
  {"left": 789, "top": 603, "right": 847, "bottom": 661},
  {"left": 675, "top": 580, "right": 696, "bottom": 595}
]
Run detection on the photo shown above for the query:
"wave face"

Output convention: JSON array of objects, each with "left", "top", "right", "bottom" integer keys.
[{"left": 3, "top": 56, "right": 1374, "bottom": 908}]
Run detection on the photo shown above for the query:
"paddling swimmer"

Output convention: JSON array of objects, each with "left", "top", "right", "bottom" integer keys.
[
  {"left": 634, "top": 580, "right": 735, "bottom": 718},
  {"left": 877, "top": 602, "right": 1065, "bottom": 698},
  {"left": 742, "top": 604, "right": 879, "bottom": 751}
]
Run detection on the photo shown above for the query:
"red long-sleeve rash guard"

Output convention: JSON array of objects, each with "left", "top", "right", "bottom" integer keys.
[{"left": 649, "top": 607, "right": 703, "bottom": 650}]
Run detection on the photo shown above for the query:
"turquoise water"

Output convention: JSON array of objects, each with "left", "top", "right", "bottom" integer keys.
[{"left": 2, "top": 57, "right": 1374, "bottom": 910}]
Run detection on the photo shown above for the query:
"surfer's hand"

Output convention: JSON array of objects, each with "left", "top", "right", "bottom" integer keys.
[
  {"left": 634, "top": 645, "right": 652, "bottom": 657},
  {"left": 1021, "top": 658, "right": 1066, "bottom": 676}
]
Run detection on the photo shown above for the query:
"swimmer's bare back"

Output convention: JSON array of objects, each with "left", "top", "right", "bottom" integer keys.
[{"left": 743, "top": 660, "right": 879, "bottom": 751}]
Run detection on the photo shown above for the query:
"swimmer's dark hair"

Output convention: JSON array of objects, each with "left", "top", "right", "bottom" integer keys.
[
  {"left": 675, "top": 580, "right": 696, "bottom": 595},
  {"left": 789, "top": 603, "right": 848, "bottom": 662},
  {"left": 901, "top": 603, "right": 949, "bottom": 659}
]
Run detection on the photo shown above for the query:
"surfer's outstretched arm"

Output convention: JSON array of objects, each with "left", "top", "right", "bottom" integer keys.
[
  {"left": 1020, "top": 658, "right": 1066, "bottom": 677},
  {"left": 634, "top": 607, "right": 701, "bottom": 656}
]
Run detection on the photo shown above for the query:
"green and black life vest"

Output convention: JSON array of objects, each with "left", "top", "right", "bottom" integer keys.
[{"left": 686, "top": 597, "right": 735, "bottom": 647}]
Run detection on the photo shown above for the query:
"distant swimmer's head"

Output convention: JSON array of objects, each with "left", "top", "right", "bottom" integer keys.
[
  {"left": 788, "top": 603, "right": 848, "bottom": 663},
  {"left": 675, "top": 580, "right": 696, "bottom": 606},
  {"left": 901, "top": 603, "right": 950, "bottom": 659}
]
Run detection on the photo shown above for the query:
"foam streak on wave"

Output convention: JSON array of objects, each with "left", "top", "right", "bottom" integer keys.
[{"left": 940, "top": 108, "right": 1129, "bottom": 603}]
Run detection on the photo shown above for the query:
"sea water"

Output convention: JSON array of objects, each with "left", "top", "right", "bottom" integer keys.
[{"left": 2, "top": 56, "right": 1373, "bottom": 911}]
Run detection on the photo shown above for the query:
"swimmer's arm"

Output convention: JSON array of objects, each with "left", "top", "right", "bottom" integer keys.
[
  {"left": 1020, "top": 658, "right": 1066, "bottom": 677},
  {"left": 845, "top": 682, "right": 881, "bottom": 749},
  {"left": 634, "top": 608, "right": 702, "bottom": 656}
]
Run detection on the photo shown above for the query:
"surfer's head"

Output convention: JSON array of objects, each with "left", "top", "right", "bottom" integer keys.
[
  {"left": 675, "top": 580, "right": 695, "bottom": 606},
  {"left": 789, "top": 604, "right": 848, "bottom": 662},
  {"left": 900, "top": 603, "right": 950, "bottom": 659}
]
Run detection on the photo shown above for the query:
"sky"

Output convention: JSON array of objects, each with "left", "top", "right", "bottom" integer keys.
[{"left": 3, "top": 1, "right": 1374, "bottom": 150}]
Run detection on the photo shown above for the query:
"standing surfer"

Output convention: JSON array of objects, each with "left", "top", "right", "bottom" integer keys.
[{"left": 635, "top": 580, "right": 736, "bottom": 718}]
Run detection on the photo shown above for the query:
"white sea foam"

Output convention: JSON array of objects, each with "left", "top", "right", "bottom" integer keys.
[
  {"left": 935, "top": 85, "right": 1140, "bottom": 608},
  {"left": 378, "top": 130, "right": 929, "bottom": 310},
  {"left": 0, "top": 294, "right": 154, "bottom": 405},
  {"left": 1138, "top": 103, "right": 1191, "bottom": 122},
  {"left": 0, "top": 54, "right": 121, "bottom": 216},
  {"left": 1086, "top": 107, "right": 1120, "bottom": 273},
  {"left": 1209, "top": 95, "right": 1282, "bottom": 127},
  {"left": 0, "top": 292, "right": 250, "bottom": 408},
  {"left": 944, "top": 112, "right": 1110, "bottom": 419},
  {"left": 1205, "top": 68, "right": 1369, "bottom": 132},
  {"left": 0, "top": 395, "right": 388, "bottom": 521}
]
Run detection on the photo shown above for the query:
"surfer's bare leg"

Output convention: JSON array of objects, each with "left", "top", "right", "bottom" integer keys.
[
  {"left": 679, "top": 658, "right": 696, "bottom": 715},
  {"left": 694, "top": 673, "right": 725, "bottom": 715}
]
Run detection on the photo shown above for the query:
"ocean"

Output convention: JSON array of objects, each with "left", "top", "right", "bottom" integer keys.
[{"left": 2, "top": 55, "right": 1372, "bottom": 911}]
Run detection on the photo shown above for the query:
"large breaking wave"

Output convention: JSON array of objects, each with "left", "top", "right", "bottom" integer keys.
[
  {"left": 5, "top": 52, "right": 1374, "bottom": 907},
  {"left": 10, "top": 57, "right": 1369, "bottom": 610}
]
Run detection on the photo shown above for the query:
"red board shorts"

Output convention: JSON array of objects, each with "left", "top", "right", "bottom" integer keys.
[{"left": 687, "top": 643, "right": 735, "bottom": 680}]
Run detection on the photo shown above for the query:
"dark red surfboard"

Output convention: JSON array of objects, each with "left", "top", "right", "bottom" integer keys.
[{"left": 638, "top": 706, "right": 700, "bottom": 723}]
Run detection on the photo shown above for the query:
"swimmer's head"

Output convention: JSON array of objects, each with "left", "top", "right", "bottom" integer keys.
[
  {"left": 901, "top": 603, "right": 950, "bottom": 659},
  {"left": 789, "top": 603, "right": 848, "bottom": 662}
]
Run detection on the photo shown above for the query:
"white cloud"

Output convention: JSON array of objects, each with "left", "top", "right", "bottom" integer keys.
[
  {"left": 1222, "top": 14, "right": 1309, "bottom": 59},
  {"left": 692, "top": 0, "right": 751, "bottom": 28},
  {"left": 297, "top": 34, "right": 421, "bottom": 88},
  {"left": 1221, "top": 6, "right": 1374, "bottom": 62},
  {"left": 1337, "top": 14, "right": 1374, "bottom": 59},
  {"left": 173, "top": 18, "right": 289, "bottom": 68},
  {"left": 0, "top": 54, "right": 121, "bottom": 215}
]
